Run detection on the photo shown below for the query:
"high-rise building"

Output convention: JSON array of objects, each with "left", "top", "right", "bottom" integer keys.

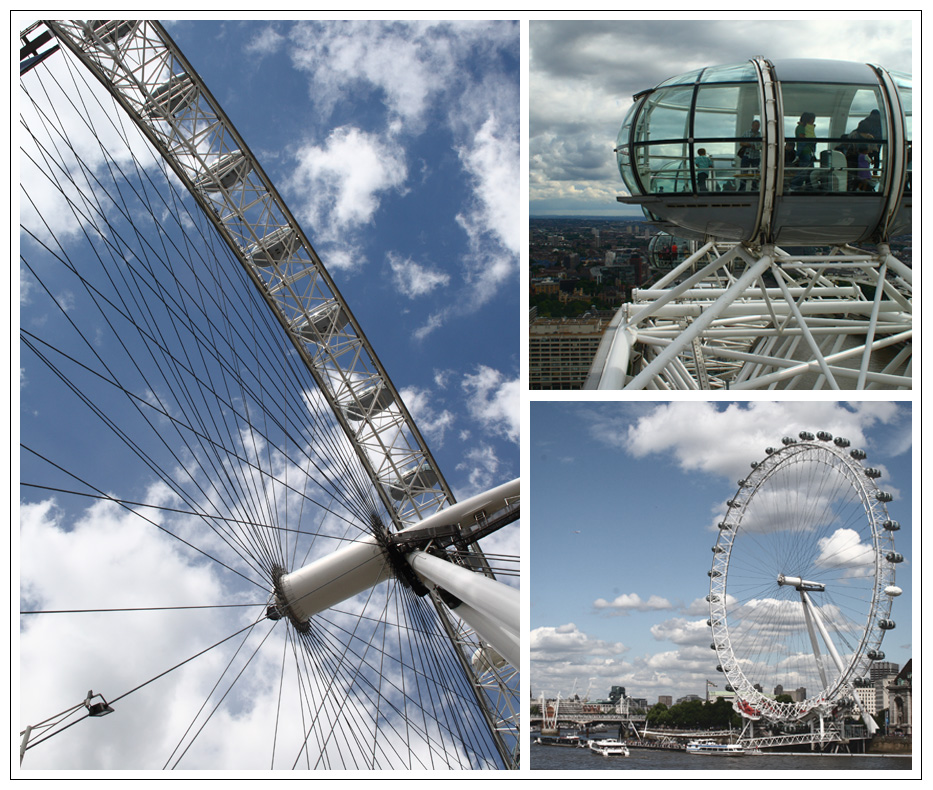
[
  {"left": 869, "top": 661, "right": 899, "bottom": 681},
  {"left": 529, "top": 315, "right": 610, "bottom": 389}
]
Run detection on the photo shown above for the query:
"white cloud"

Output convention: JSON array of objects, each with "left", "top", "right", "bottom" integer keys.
[
  {"left": 289, "top": 21, "right": 513, "bottom": 131},
  {"left": 456, "top": 115, "right": 519, "bottom": 256},
  {"left": 815, "top": 527, "right": 876, "bottom": 577},
  {"left": 594, "top": 592, "right": 674, "bottom": 615},
  {"left": 462, "top": 366, "right": 519, "bottom": 445},
  {"left": 649, "top": 617, "right": 710, "bottom": 646},
  {"left": 19, "top": 496, "right": 256, "bottom": 769},
  {"left": 387, "top": 251, "right": 450, "bottom": 298},
  {"left": 531, "top": 622, "right": 714, "bottom": 701},
  {"left": 586, "top": 401, "right": 900, "bottom": 483},
  {"left": 412, "top": 311, "right": 445, "bottom": 342},
  {"left": 281, "top": 20, "right": 519, "bottom": 313},
  {"left": 455, "top": 443, "right": 501, "bottom": 495},
  {"left": 290, "top": 22, "right": 443, "bottom": 127},
  {"left": 398, "top": 384, "right": 455, "bottom": 448},
  {"left": 20, "top": 52, "right": 162, "bottom": 246},
  {"left": 531, "top": 623, "right": 628, "bottom": 660},
  {"left": 289, "top": 126, "right": 408, "bottom": 249},
  {"left": 245, "top": 25, "right": 285, "bottom": 57}
]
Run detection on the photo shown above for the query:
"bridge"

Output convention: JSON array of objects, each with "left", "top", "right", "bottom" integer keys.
[
  {"left": 530, "top": 712, "right": 644, "bottom": 732},
  {"left": 530, "top": 714, "right": 872, "bottom": 753}
]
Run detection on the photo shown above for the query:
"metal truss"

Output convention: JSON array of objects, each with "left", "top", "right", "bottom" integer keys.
[
  {"left": 586, "top": 241, "right": 911, "bottom": 390},
  {"left": 45, "top": 19, "right": 450, "bottom": 531}
]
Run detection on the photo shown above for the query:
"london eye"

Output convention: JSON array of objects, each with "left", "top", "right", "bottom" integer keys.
[
  {"left": 19, "top": 20, "right": 519, "bottom": 770},
  {"left": 707, "top": 431, "right": 902, "bottom": 735}
]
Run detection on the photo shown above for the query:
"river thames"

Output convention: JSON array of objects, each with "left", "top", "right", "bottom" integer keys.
[{"left": 530, "top": 742, "right": 911, "bottom": 771}]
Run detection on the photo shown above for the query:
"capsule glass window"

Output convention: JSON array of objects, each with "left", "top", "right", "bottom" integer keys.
[
  {"left": 781, "top": 82, "right": 887, "bottom": 194},
  {"left": 615, "top": 102, "right": 641, "bottom": 195},
  {"left": 693, "top": 83, "right": 762, "bottom": 192},
  {"left": 631, "top": 87, "right": 691, "bottom": 194}
]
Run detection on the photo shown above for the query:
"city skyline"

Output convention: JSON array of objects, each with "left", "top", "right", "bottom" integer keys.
[
  {"left": 530, "top": 17, "right": 915, "bottom": 217},
  {"left": 530, "top": 401, "right": 913, "bottom": 705}
]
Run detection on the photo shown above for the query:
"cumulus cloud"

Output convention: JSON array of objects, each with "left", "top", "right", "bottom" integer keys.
[
  {"left": 455, "top": 443, "right": 502, "bottom": 495},
  {"left": 531, "top": 623, "right": 628, "bottom": 660},
  {"left": 289, "top": 125, "right": 408, "bottom": 252},
  {"left": 20, "top": 48, "right": 162, "bottom": 245},
  {"left": 649, "top": 617, "right": 713, "bottom": 646},
  {"left": 586, "top": 401, "right": 901, "bottom": 483},
  {"left": 815, "top": 527, "right": 876, "bottom": 577},
  {"left": 398, "top": 384, "right": 455, "bottom": 448},
  {"left": 387, "top": 251, "right": 450, "bottom": 298},
  {"left": 281, "top": 20, "right": 519, "bottom": 317},
  {"left": 19, "top": 496, "right": 258, "bottom": 768},
  {"left": 289, "top": 21, "right": 452, "bottom": 129},
  {"left": 461, "top": 366, "right": 519, "bottom": 445},
  {"left": 594, "top": 592, "right": 674, "bottom": 615},
  {"left": 244, "top": 25, "right": 285, "bottom": 58},
  {"left": 457, "top": 116, "right": 519, "bottom": 255},
  {"left": 530, "top": 622, "right": 713, "bottom": 700}
]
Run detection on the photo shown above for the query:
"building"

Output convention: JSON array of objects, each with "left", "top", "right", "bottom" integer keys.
[
  {"left": 529, "top": 315, "right": 610, "bottom": 389},
  {"left": 869, "top": 661, "right": 899, "bottom": 681},
  {"left": 885, "top": 660, "right": 912, "bottom": 735},
  {"left": 676, "top": 694, "right": 703, "bottom": 704},
  {"left": 851, "top": 678, "right": 877, "bottom": 717}
]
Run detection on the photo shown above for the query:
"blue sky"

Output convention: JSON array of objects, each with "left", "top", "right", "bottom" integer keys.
[
  {"left": 18, "top": 18, "right": 518, "bottom": 770},
  {"left": 165, "top": 19, "right": 522, "bottom": 489},
  {"left": 530, "top": 15, "right": 916, "bottom": 216},
  {"left": 530, "top": 401, "right": 913, "bottom": 704}
]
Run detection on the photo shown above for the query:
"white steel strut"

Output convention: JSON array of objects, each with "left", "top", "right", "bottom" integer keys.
[
  {"left": 586, "top": 241, "right": 911, "bottom": 390},
  {"left": 779, "top": 577, "right": 880, "bottom": 735},
  {"left": 274, "top": 479, "right": 521, "bottom": 656}
]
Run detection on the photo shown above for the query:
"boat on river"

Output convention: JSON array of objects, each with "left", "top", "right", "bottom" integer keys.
[
  {"left": 686, "top": 740, "right": 746, "bottom": 755},
  {"left": 534, "top": 733, "right": 583, "bottom": 747},
  {"left": 588, "top": 739, "right": 630, "bottom": 757}
]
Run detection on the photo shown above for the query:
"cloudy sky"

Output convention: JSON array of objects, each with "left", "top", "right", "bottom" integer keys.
[
  {"left": 530, "top": 401, "right": 913, "bottom": 705},
  {"left": 18, "top": 18, "right": 518, "bottom": 770},
  {"left": 530, "top": 15, "right": 916, "bottom": 216}
]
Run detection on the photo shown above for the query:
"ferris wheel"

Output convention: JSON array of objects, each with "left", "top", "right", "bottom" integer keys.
[
  {"left": 19, "top": 21, "right": 518, "bottom": 770},
  {"left": 707, "top": 431, "right": 902, "bottom": 732}
]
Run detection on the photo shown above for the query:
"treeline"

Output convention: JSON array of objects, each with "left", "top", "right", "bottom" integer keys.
[
  {"left": 530, "top": 293, "right": 617, "bottom": 318},
  {"left": 645, "top": 697, "right": 742, "bottom": 730}
]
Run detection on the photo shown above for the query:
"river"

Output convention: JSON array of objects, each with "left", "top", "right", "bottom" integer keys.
[{"left": 530, "top": 742, "right": 911, "bottom": 771}]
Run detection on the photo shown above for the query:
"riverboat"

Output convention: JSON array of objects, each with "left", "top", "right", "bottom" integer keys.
[
  {"left": 534, "top": 734, "right": 583, "bottom": 747},
  {"left": 588, "top": 739, "right": 630, "bottom": 757},
  {"left": 686, "top": 740, "right": 746, "bottom": 755}
]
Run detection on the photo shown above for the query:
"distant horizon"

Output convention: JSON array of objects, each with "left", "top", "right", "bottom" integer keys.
[{"left": 530, "top": 214, "right": 646, "bottom": 220}]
